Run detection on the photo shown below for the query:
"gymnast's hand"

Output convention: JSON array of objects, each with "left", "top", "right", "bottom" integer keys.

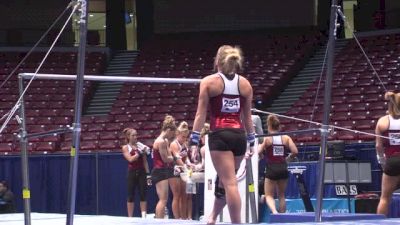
[
  {"left": 137, "top": 142, "right": 150, "bottom": 155},
  {"left": 189, "top": 131, "right": 200, "bottom": 153},
  {"left": 245, "top": 132, "right": 256, "bottom": 159},
  {"left": 377, "top": 153, "right": 386, "bottom": 166}
]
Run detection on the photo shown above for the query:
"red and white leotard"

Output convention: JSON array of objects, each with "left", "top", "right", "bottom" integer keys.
[
  {"left": 126, "top": 144, "right": 145, "bottom": 170},
  {"left": 264, "top": 136, "right": 286, "bottom": 164},
  {"left": 209, "top": 73, "right": 245, "bottom": 130},
  {"left": 383, "top": 115, "right": 400, "bottom": 157},
  {"left": 152, "top": 146, "right": 171, "bottom": 169}
]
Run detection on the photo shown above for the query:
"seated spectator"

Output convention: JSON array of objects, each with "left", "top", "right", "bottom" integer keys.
[{"left": 0, "top": 181, "right": 15, "bottom": 214}]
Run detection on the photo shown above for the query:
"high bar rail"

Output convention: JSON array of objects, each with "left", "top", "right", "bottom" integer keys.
[{"left": 19, "top": 73, "right": 202, "bottom": 84}]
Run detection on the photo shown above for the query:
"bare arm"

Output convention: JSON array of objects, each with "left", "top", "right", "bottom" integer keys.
[
  {"left": 241, "top": 77, "right": 255, "bottom": 134},
  {"left": 159, "top": 139, "right": 173, "bottom": 163},
  {"left": 258, "top": 137, "right": 270, "bottom": 160},
  {"left": 169, "top": 141, "right": 185, "bottom": 166},
  {"left": 192, "top": 79, "right": 210, "bottom": 132},
  {"left": 200, "top": 146, "right": 206, "bottom": 168},
  {"left": 375, "top": 117, "right": 386, "bottom": 156},
  {"left": 285, "top": 135, "right": 298, "bottom": 158},
  {"left": 257, "top": 138, "right": 266, "bottom": 155},
  {"left": 143, "top": 155, "right": 150, "bottom": 174},
  {"left": 122, "top": 146, "right": 140, "bottom": 163}
]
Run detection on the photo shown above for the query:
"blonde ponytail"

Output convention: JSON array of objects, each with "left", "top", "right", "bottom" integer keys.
[
  {"left": 214, "top": 45, "right": 243, "bottom": 75},
  {"left": 385, "top": 91, "right": 400, "bottom": 117},
  {"left": 177, "top": 121, "right": 189, "bottom": 135},
  {"left": 161, "top": 115, "right": 176, "bottom": 131}
]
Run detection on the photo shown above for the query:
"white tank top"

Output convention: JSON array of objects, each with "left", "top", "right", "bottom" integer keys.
[
  {"left": 389, "top": 115, "right": 400, "bottom": 130},
  {"left": 272, "top": 136, "right": 284, "bottom": 157},
  {"left": 126, "top": 144, "right": 133, "bottom": 154},
  {"left": 219, "top": 72, "right": 240, "bottom": 95}
]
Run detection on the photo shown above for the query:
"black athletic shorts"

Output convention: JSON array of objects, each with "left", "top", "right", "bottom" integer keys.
[
  {"left": 383, "top": 156, "right": 400, "bottom": 176},
  {"left": 264, "top": 163, "right": 289, "bottom": 181},
  {"left": 151, "top": 167, "right": 174, "bottom": 184},
  {"left": 127, "top": 169, "right": 147, "bottom": 202},
  {"left": 208, "top": 128, "right": 247, "bottom": 156}
]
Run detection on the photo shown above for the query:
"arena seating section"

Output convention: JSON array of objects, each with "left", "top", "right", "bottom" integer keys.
[
  {"left": 284, "top": 33, "right": 400, "bottom": 144},
  {"left": 1, "top": 32, "right": 399, "bottom": 153},
  {"left": 0, "top": 51, "right": 106, "bottom": 153},
  {"left": 115, "top": 31, "right": 322, "bottom": 146}
]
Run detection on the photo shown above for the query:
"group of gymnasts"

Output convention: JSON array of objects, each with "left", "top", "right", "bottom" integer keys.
[{"left": 121, "top": 45, "right": 400, "bottom": 224}]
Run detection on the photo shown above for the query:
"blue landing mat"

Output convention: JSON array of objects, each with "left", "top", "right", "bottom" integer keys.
[
  {"left": 272, "top": 218, "right": 400, "bottom": 225},
  {"left": 269, "top": 212, "right": 385, "bottom": 223}
]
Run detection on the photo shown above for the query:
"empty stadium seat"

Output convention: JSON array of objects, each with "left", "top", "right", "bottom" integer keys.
[
  {"left": 0, "top": 143, "right": 14, "bottom": 152},
  {"left": 287, "top": 33, "right": 400, "bottom": 142},
  {"left": 97, "top": 140, "right": 119, "bottom": 151},
  {"left": 35, "top": 142, "right": 56, "bottom": 152}
]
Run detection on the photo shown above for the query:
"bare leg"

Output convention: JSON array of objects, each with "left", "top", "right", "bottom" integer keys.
[
  {"left": 377, "top": 174, "right": 400, "bottom": 215},
  {"left": 207, "top": 197, "right": 226, "bottom": 225},
  {"left": 127, "top": 202, "right": 134, "bottom": 217},
  {"left": 180, "top": 180, "right": 188, "bottom": 219},
  {"left": 276, "top": 179, "right": 288, "bottom": 213},
  {"left": 155, "top": 179, "right": 169, "bottom": 218},
  {"left": 139, "top": 201, "right": 147, "bottom": 217},
  {"left": 187, "top": 194, "right": 193, "bottom": 220},
  {"left": 169, "top": 177, "right": 182, "bottom": 219},
  {"left": 207, "top": 152, "right": 243, "bottom": 224},
  {"left": 264, "top": 178, "right": 278, "bottom": 214}
]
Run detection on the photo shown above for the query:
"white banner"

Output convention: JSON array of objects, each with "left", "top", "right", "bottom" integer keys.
[
  {"left": 203, "top": 136, "right": 258, "bottom": 223},
  {"left": 335, "top": 185, "right": 358, "bottom": 196}
]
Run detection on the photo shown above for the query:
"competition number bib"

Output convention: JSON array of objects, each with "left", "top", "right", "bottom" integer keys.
[
  {"left": 221, "top": 97, "right": 240, "bottom": 113},
  {"left": 389, "top": 132, "right": 400, "bottom": 145},
  {"left": 273, "top": 146, "right": 284, "bottom": 156}
]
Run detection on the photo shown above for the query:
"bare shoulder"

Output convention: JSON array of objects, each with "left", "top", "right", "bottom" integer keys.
[
  {"left": 238, "top": 74, "right": 252, "bottom": 96},
  {"left": 282, "top": 135, "right": 289, "bottom": 141},
  {"left": 377, "top": 115, "right": 388, "bottom": 124},
  {"left": 264, "top": 137, "right": 273, "bottom": 146},
  {"left": 283, "top": 135, "right": 293, "bottom": 144},
  {"left": 238, "top": 74, "right": 251, "bottom": 84},
  {"left": 121, "top": 145, "right": 128, "bottom": 152},
  {"left": 202, "top": 73, "right": 220, "bottom": 83},
  {"left": 376, "top": 115, "right": 389, "bottom": 132},
  {"left": 154, "top": 137, "right": 163, "bottom": 148},
  {"left": 201, "top": 73, "right": 223, "bottom": 96},
  {"left": 169, "top": 140, "right": 178, "bottom": 150}
]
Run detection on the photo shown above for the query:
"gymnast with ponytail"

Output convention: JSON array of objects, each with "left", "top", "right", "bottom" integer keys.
[
  {"left": 376, "top": 91, "right": 400, "bottom": 216},
  {"left": 151, "top": 115, "right": 177, "bottom": 218},
  {"left": 169, "top": 121, "right": 191, "bottom": 219},
  {"left": 257, "top": 115, "right": 298, "bottom": 214},
  {"left": 121, "top": 128, "right": 150, "bottom": 218},
  {"left": 190, "top": 45, "right": 255, "bottom": 224}
]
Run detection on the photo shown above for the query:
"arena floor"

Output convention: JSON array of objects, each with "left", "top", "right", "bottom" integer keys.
[{"left": 1, "top": 213, "right": 400, "bottom": 225}]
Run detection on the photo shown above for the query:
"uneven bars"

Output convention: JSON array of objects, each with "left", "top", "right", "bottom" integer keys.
[
  {"left": 255, "top": 129, "right": 321, "bottom": 138},
  {"left": 19, "top": 73, "right": 202, "bottom": 84},
  {"left": 24, "top": 127, "right": 72, "bottom": 139}
]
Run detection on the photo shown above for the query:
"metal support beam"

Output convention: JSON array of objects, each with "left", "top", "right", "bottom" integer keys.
[
  {"left": 18, "top": 76, "right": 31, "bottom": 225},
  {"left": 66, "top": 1, "right": 87, "bottom": 225},
  {"left": 315, "top": 0, "right": 338, "bottom": 222}
]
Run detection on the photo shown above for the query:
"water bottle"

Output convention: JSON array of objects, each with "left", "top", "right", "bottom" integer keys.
[
  {"left": 186, "top": 169, "right": 197, "bottom": 194},
  {"left": 164, "top": 206, "right": 169, "bottom": 219}
]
